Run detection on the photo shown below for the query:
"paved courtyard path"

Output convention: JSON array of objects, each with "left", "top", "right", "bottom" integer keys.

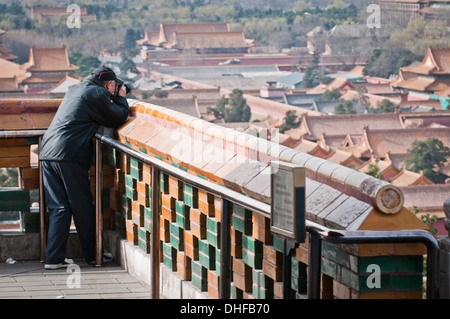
[{"left": 0, "top": 259, "right": 150, "bottom": 299}]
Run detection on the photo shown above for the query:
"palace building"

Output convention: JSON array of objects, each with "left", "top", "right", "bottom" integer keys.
[
  {"left": 30, "top": 5, "right": 96, "bottom": 22},
  {"left": 137, "top": 22, "right": 255, "bottom": 60},
  {"left": 379, "top": 0, "right": 450, "bottom": 28},
  {"left": 19, "top": 45, "right": 79, "bottom": 93},
  {"left": 393, "top": 47, "right": 450, "bottom": 105}
]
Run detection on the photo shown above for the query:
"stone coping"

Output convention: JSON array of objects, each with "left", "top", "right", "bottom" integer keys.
[{"left": 115, "top": 99, "right": 422, "bottom": 232}]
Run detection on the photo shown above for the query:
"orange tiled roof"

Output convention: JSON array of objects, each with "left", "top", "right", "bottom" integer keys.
[
  {"left": 170, "top": 31, "right": 253, "bottom": 50},
  {"left": 390, "top": 167, "right": 434, "bottom": 186},
  {"left": 20, "top": 75, "right": 67, "bottom": 84},
  {"left": 340, "top": 90, "right": 401, "bottom": 108},
  {"left": 139, "top": 22, "right": 254, "bottom": 50},
  {"left": 31, "top": 5, "right": 88, "bottom": 19},
  {"left": 343, "top": 144, "right": 372, "bottom": 159},
  {"left": 401, "top": 47, "right": 450, "bottom": 75},
  {"left": 358, "top": 156, "right": 398, "bottom": 175},
  {"left": 398, "top": 184, "right": 450, "bottom": 216},
  {"left": 0, "top": 78, "right": 22, "bottom": 92},
  {"left": 44, "top": 74, "right": 82, "bottom": 93},
  {"left": 362, "top": 126, "right": 450, "bottom": 157},
  {"left": 306, "top": 77, "right": 354, "bottom": 94},
  {"left": 325, "top": 149, "right": 363, "bottom": 168},
  {"left": 0, "top": 58, "right": 26, "bottom": 80},
  {"left": 283, "top": 127, "right": 305, "bottom": 140},
  {"left": 136, "top": 31, "right": 160, "bottom": 46},
  {"left": 395, "top": 76, "right": 450, "bottom": 93},
  {"left": 160, "top": 22, "right": 229, "bottom": 44},
  {"left": 318, "top": 133, "right": 356, "bottom": 150},
  {"left": 0, "top": 47, "right": 17, "bottom": 61},
  {"left": 399, "top": 99, "right": 443, "bottom": 111},
  {"left": 362, "top": 83, "right": 398, "bottom": 95},
  {"left": 22, "top": 45, "right": 79, "bottom": 72},
  {"left": 292, "top": 138, "right": 322, "bottom": 153},
  {"left": 434, "top": 88, "right": 450, "bottom": 98},
  {"left": 298, "top": 112, "right": 405, "bottom": 140}
]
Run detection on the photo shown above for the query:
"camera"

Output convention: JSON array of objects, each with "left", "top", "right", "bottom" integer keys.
[{"left": 116, "top": 78, "right": 132, "bottom": 95}]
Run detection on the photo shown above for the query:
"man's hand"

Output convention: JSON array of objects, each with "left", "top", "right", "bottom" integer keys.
[{"left": 118, "top": 85, "right": 127, "bottom": 97}]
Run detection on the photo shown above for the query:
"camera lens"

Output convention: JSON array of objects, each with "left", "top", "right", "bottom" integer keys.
[{"left": 124, "top": 83, "right": 131, "bottom": 94}]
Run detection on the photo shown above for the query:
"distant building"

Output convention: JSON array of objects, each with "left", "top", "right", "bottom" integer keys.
[
  {"left": 295, "top": 112, "right": 405, "bottom": 142},
  {"left": 0, "top": 58, "right": 26, "bottom": 93},
  {"left": 30, "top": 5, "right": 96, "bottom": 22},
  {"left": 306, "top": 77, "right": 355, "bottom": 95},
  {"left": 45, "top": 74, "right": 82, "bottom": 94},
  {"left": 393, "top": 47, "right": 450, "bottom": 103},
  {"left": 275, "top": 72, "right": 304, "bottom": 89},
  {"left": 19, "top": 45, "right": 79, "bottom": 93},
  {"left": 379, "top": 0, "right": 450, "bottom": 28},
  {"left": 137, "top": 22, "right": 255, "bottom": 60}
]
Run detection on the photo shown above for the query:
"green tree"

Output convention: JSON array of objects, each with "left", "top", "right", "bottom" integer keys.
[
  {"left": 124, "top": 28, "right": 137, "bottom": 50},
  {"left": 208, "top": 89, "right": 251, "bottom": 122},
  {"left": 412, "top": 206, "right": 438, "bottom": 235},
  {"left": 365, "top": 159, "right": 383, "bottom": 180},
  {"left": 224, "top": 89, "right": 251, "bottom": 123},
  {"left": 363, "top": 44, "right": 423, "bottom": 78},
  {"left": 279, "top": 110, "right": 300, "bottom": 133},
  {"left": 302, "top": 52, "right": 321, "bottom": 88},
  {"left": 208, "top": 96, "right": 227, "bottom": 120},
  {"left": 153, "top": 90, "right": 169, "bottom": 98},
  {"left": 368, "top": 99, "right": 398, "bottom": 113},
  {"left": 405, "top": 138, "right": 450, "bottom": 183},
  {"left": 323, "top": 88, "right": 341, "bottom": 100},
  {"left": 334, "top": 100, "right": 356, "bottom": 114}
]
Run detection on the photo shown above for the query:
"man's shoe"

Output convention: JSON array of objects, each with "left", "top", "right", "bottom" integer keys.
[
  {"left": 45, "top": 258, "right": 74, "bottom": 270},
  {"left": 88, "top": 253, "right": 113, "bottom": 265},
  {"left": 103, "top": 252, "right": 113, "bottom": 263}
]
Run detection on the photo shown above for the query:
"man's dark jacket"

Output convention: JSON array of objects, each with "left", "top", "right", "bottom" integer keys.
[{"left": 39, "top": 75, "right": 129, "bottom": 168}]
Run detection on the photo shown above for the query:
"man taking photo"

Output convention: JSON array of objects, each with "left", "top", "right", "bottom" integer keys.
[{"left": 39, "top": 66, "right": 129, "bottom": 269}]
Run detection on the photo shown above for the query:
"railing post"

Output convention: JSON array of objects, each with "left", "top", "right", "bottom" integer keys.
[
  {"left": 219, "top": 197, "right": 231, "bottom": 299},
  {"left": 38, "top": 136, "right": 46, "bottom": 263},
  {"left": 307, "top": 232, "right": 322, "bottom": 299},
  {"left": 150, "top": 166, "right": 160, "bottom": 299},
  {"left": 282, "top": 239, "right": 298, "bottom": 299},
  {"left": 439, "top": 198, "right": 450, "bottom": 299},
  {"left": 95, "top": 139, "right": 103, "bottom": 267}
]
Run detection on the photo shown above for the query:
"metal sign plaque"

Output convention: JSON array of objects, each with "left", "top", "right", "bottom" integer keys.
[{"left": 270, "top": 161, "right": 306, "bottom": 243}]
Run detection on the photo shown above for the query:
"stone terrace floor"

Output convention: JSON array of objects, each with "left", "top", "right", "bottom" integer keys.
[{"left": 0, "top": 259, "right": 150, "bottom": 299}]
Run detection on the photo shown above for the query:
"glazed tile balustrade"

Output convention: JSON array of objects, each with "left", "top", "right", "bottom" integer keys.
[{"left": 0, "top": 98, "right": 440, "bottom": 299}]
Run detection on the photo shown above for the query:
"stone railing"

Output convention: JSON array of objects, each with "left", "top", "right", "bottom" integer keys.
[
  {"left": 0, "top": 98, "right": 440, "bottom": 299},
  {"left": 103, "top": 99, "right": 432, "bottom": 299}
]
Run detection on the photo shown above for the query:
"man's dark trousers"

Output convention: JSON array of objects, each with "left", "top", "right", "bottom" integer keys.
[{"left": 42, "top": 160, "right": 96, "bottom": 264}]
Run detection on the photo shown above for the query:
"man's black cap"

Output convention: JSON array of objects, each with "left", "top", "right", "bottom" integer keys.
[{"left": 91, "top": 66, "right": 118, "bottom": 82}]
